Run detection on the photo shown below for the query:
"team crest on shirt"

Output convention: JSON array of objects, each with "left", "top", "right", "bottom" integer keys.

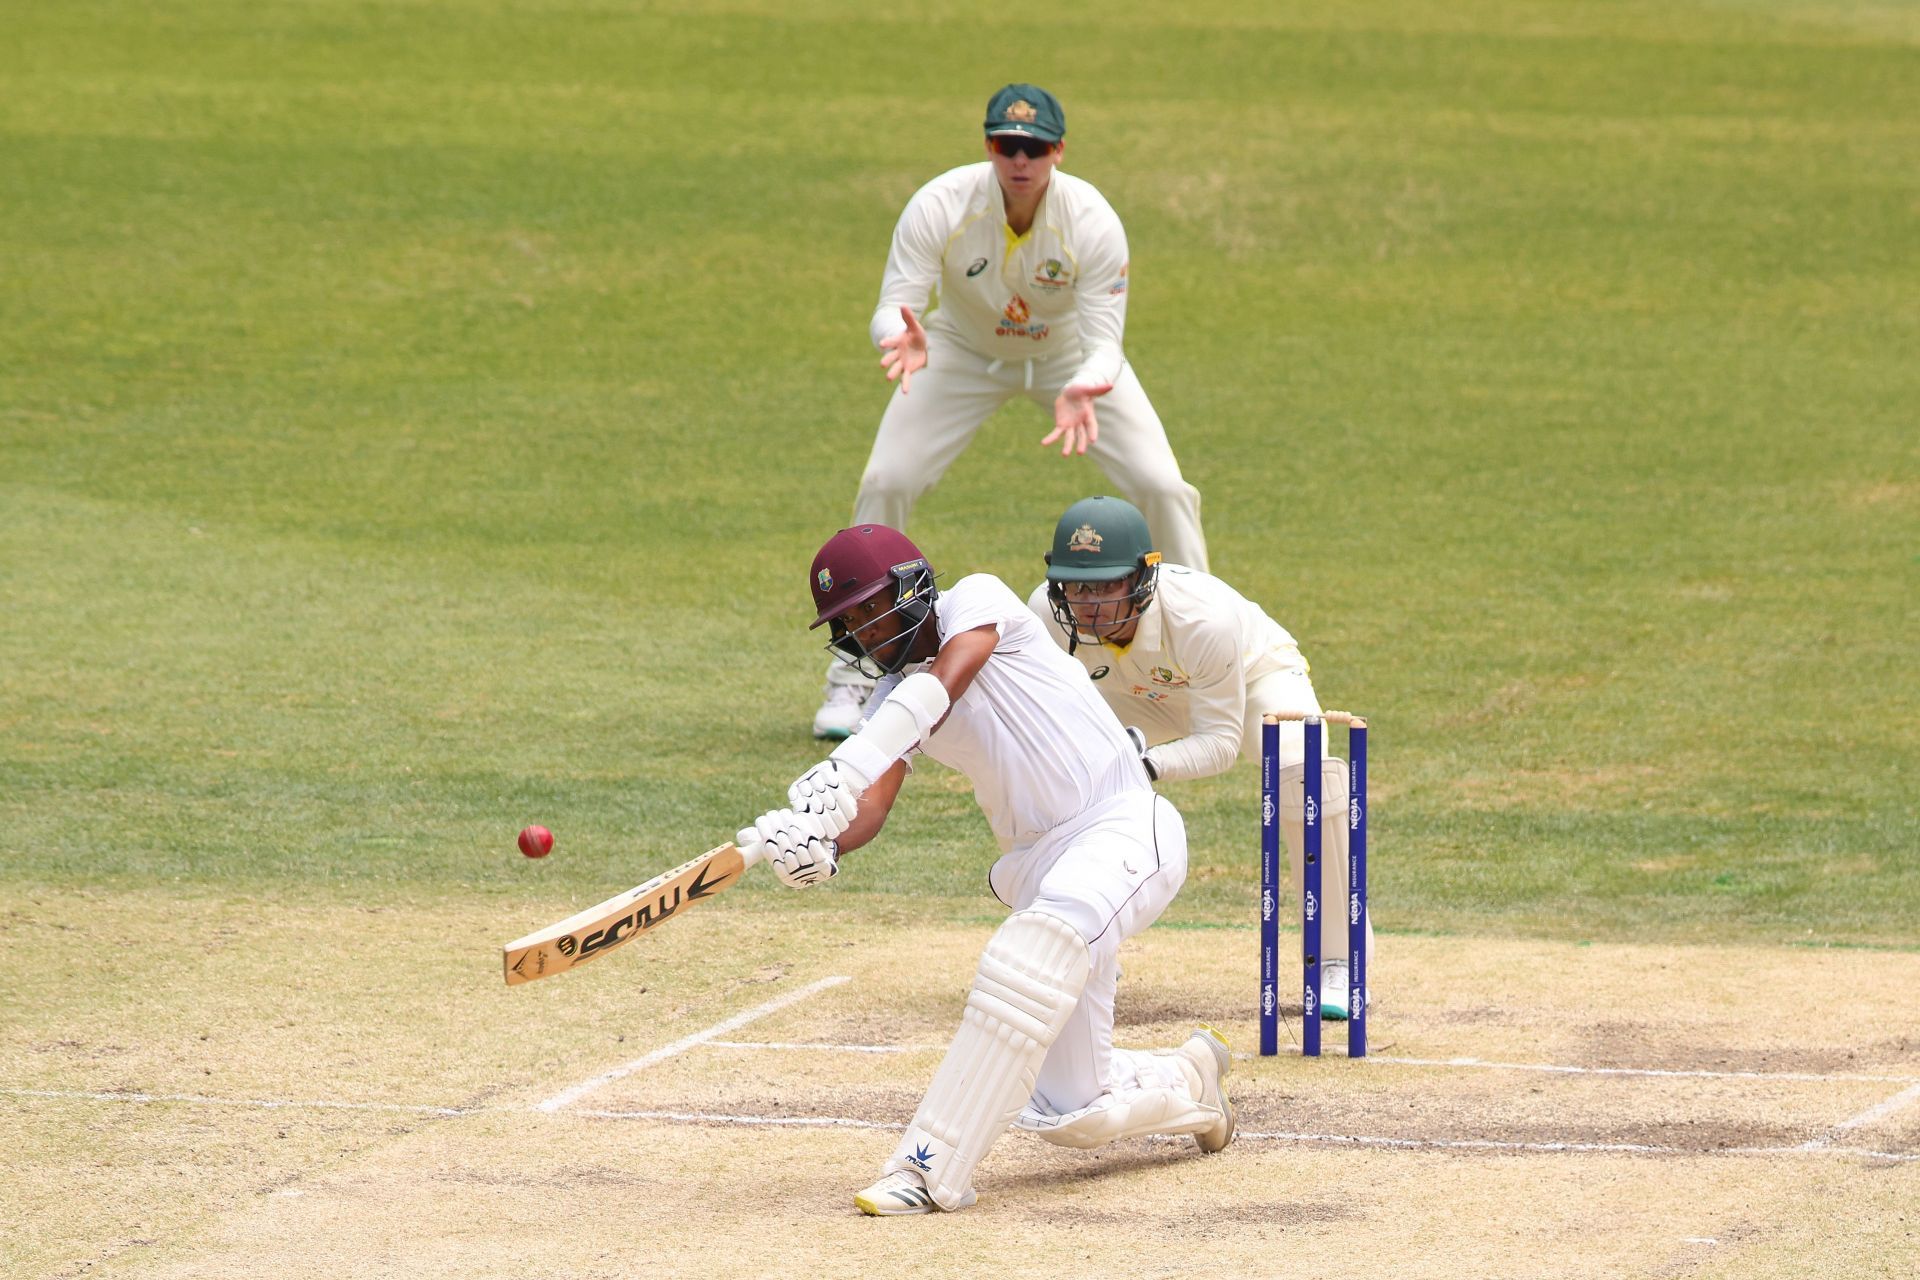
[
  {"left": 1148, "top": 666, "right": 1189, "bottom": 687},
  {"left": 1032, "top": 258, "right": 1071, "bottom": 291},
  {"left": 1067, "top": 524, "right": 1103, "bottom": 554}
]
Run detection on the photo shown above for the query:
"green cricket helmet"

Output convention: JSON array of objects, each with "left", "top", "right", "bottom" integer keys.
[{"left": 1043, "top": 495, "right": 1162, "bottom": 649}]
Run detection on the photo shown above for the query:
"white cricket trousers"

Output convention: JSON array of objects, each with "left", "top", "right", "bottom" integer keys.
[
  {"left": 853, "top": 336, "right": 1208, "bottom": 571},
  {"left": 986, "top": 788, "right": 1189, "bottom": 1114}
]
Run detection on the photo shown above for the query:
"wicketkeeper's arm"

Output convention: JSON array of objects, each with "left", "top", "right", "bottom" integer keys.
[{"left": 1136, "top": 624, "right": 1245, "bottom": 782}]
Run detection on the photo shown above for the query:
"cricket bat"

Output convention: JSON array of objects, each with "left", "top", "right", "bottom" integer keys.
[{"left": 502, "top": 840, "right": 765, "bottom": 986}]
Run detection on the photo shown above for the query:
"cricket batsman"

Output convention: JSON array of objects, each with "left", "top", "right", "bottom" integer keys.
[
  {"left": 745, "top": 523, "right": 1233, "bottom": 1215},
  {"left": 813, "top": 83, "right": 1209, "bottom": 739}
]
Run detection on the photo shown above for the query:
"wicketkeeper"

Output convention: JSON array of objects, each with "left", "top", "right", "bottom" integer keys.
[
  {"left": 745, "top": 523, "right": 1232, "bottom": 1215},
  {"left": 1027, "top": 495, "right": 1375, "bottom": 1017}
]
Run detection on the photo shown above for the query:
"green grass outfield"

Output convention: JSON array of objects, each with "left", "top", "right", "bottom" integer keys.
[{"left": 3, "top": 0, "right": 1915, "bottom": 946}]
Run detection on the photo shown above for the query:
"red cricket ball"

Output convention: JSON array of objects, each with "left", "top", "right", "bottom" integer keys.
[{"left": 517, "top": 825, "right": 554, "bottom": 859}]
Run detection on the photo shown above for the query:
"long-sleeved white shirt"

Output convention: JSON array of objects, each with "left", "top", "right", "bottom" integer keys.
[
  {"left": 1025, "top": 566, "right": 1312, "bottom": 782},
  {"left": 874, "top": 573, "right": 1145, "bottom": 851},
  {"left": 869, "top": 162, "right": 1132, "bottom": 389}
]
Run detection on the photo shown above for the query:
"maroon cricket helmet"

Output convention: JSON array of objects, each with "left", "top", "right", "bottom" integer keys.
[{"left": 808, "top": 525, "right": 940, "bottom": 676}]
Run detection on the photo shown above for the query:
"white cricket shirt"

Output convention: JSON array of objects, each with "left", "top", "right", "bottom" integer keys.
[
  {"left": 876, "top": 573, "right": 1144, "bottom": 852},
  {"left": 869, "top": 163, "right": 1132, "bottom": 389},
  {"left": 1024, "top": 566, "right": 1311, "bottom": 782}
]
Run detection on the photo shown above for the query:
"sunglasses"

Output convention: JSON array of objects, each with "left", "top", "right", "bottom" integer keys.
[{"left": 990, "top": 135, "right": 1057, "bottom": 160}]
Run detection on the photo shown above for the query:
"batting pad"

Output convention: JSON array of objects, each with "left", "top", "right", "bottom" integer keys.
[
  {"left": 1279, "top": 757, "right": 1373, "bottom": 966},
  {"left": 886, "top": 909, "right": 1092, "bottom": 1209},
  {"left": 1014, "top": 1049, "right": 1218, "bottom": 1149}
]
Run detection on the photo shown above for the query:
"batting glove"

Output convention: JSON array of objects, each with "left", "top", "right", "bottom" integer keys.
[
  {"left": 788, "top": 759, "right": 862, "bottom": 838},
  {"left": 749, "top": 808, "right": 839, "bottom": 889}
]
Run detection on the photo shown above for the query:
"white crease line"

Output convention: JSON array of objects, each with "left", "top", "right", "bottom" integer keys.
[
  {"left": 707, "top": 1040, "right": 935, "bottom": 1054},
  {"left": 701, "top": 1043, "right": 1920, "bottom": 1087},
  {"left": 6, "top": 1089, "right": 475, "bottom": 1117},
  {"left": 571, "top": 1108, "right": 902, "bottom": 1131},
  {"left": 1372, "top": 1055, "right": 1920, "bottom": 1085},
  {"left": 1165, "top": 1131, "right": 1920, "bottom": 1163},
  {"left": 1798, "top": 1080, "right": 1920, "bottom": 1152},
  {"left": 535, "top": 975, "right": 851, "bottom": 1113},
  {"left": 9, "top": 1090, "right": 1916, "bottom": 1162}
]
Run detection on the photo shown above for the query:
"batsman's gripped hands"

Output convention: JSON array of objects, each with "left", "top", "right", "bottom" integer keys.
[
  {"left": 879, "top": 305, "right": 929, "bottom": 395},
  {"left": 1042, "top": 381, "right": 1113, "bottom": 457},
  {"left": 739, "top": 808, "right": 840, "bottom": 888}
]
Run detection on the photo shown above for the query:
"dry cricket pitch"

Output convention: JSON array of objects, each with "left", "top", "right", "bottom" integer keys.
[{"left": 6, "top": 884, "right": 1917, "bottom": 1279}]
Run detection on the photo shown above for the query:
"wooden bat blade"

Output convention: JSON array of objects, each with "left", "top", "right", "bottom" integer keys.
[{"left": 502, "top": 843, "right": 746, "bottom": 986}]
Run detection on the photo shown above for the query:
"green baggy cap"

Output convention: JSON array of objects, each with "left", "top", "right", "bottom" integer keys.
[{"left": 984, "top": 84, "right": 1065, "bottom": 143}]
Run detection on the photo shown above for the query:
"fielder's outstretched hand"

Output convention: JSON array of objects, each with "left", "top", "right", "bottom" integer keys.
[
  {"left": 741, "top": 809, "right": 839, "bottom": 888},
  {"left": 879, "top": 306, "right": 929, "bottom": 395},
  {"left": 1042, "top": 381, "right": 1113, "bottom": 457}
]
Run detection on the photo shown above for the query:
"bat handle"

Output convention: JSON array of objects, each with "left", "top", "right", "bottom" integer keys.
[{"left": 735, "top": 830, "right": 767, "bottom": 869}]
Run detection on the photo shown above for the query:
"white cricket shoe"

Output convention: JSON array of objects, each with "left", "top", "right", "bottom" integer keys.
[
  {"left": 1322, "top": 960, "right": 1349, "bottom": 1021},
  {"left": 1179, "top": 1025, "right": 1236, "bottom": 1153},
  {"left": 854, "top": 1169, "right": 973, "bottom": 1216},
  {"left": 811, "top": 679, "right": 873, "bottom": 740}
]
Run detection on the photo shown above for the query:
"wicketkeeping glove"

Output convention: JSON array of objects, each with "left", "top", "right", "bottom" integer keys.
[{"left": 1126, "top": 726, "right": 1159, "bottom": 782}]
